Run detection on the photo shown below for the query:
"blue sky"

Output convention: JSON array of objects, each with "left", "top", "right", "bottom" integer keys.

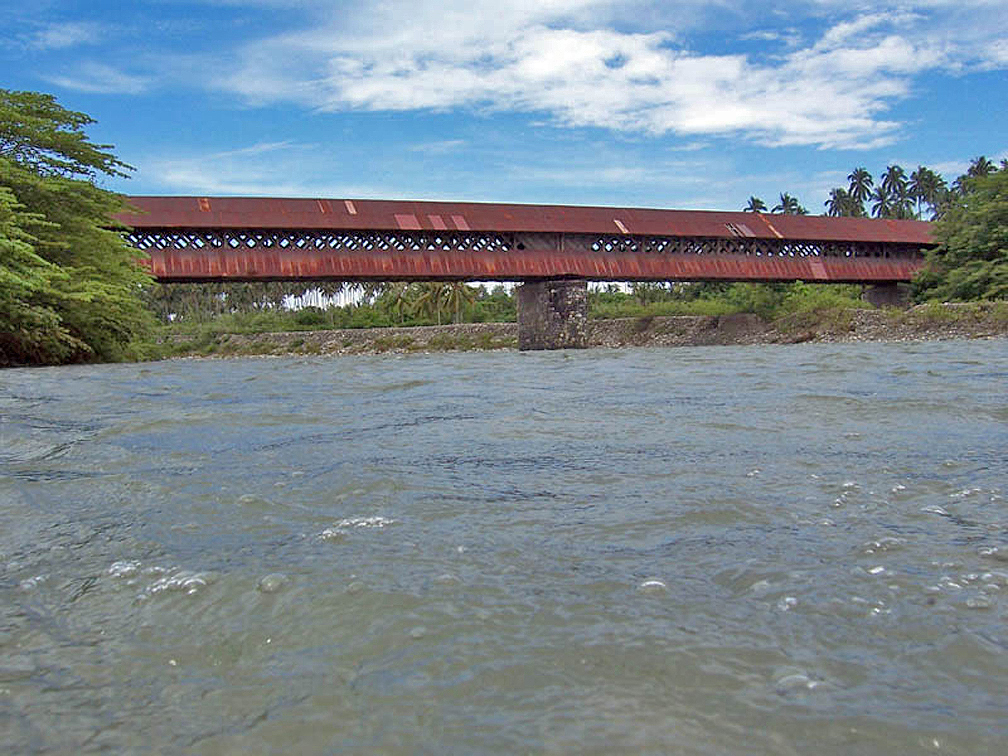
[{"left": 2, "top": 1, "right": 1006, "bottom": 212}]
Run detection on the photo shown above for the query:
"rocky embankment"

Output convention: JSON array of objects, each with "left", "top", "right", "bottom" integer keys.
[{"left": 167, "top": 302, "right": 1007, "bottom": 358}]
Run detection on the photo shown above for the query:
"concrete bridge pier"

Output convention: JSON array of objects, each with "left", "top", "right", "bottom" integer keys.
[
  {"left": 516, "top": 279, "right": 589, "bottom": 350},
  {"left": 863, "top": 282, "right": 912, "bottom": 309}
]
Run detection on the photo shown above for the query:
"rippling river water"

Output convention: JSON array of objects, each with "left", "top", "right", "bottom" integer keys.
[{"left": 2, "top": 341, "right": 1007, "bottom": 753}]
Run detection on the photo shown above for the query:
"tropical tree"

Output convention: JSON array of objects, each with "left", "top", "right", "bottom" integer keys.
[
  {"left": 879, "top": 165, "right": 918, "bottom": 219},
  {"left": 847, "top": 167, "right": 873, "bottom": 216},
  {"left": 825, "top": 187, "right": 858, "bottom": 217},
  {"left": 771, "top": 192, "right": 807, "bottom": 215},
  {"left": 908, "top": 166, "right": 948, "bottom": 220},
  {"left": 870, "top": 184, "right": 893, "bottom": 219},
  {"left": 376, "top": 281, "right": 415, "bottom": 324},
  {"left": 0, "top": 186, "right": 81, "bottom": 364},
  {"left": 881, "top": 164, "right": 907, "bottom": 197},
  {"left": 0, "top": 88, "right": 152, "bottom": 365},
  {"left": 412, "top": 282, "right": 449, "bottom": 325},
  {"left": 967, "top": 155, "right": 995, "bottom": 178},
  {"left": 744, "top": 196, "right": 767, "bottom": 212},
  {"left": 914, "top": 165, "right": 1007, "bottom": 301},
  {"left": 442, "top": 281, "right": 477, "bottom": 323}
]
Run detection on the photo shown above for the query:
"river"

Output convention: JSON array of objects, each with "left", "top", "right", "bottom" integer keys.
[{"left": 1, "top": 340, "right": 1006, "bottom": 753}]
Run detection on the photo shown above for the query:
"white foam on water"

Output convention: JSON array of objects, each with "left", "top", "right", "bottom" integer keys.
[
  {"left": 108, "top": 560, "right": 141, "bottom": 578},
  {"left": 638, "top": 578, "right": 667, "bottom": 594},
  {"left": 775, "top": 673, "right": 819, "bottom": 693},
  {"left": 320, "top": 515, "right": 396, "bottom": 541},
  {"left": 979, "top": 547, "right": 1008, "bottom": 563},
  {"left": 863, "top": 537, "right": 905, "bottom": 554},
  {"left": 146, "top": 570, "right": 212, "bottom": 596},
  {"left": 950, "top": 487, "right": 982, "bottom": 500},
  {"left": 965, "top": 596, "right": 992, "bottom": 609}
]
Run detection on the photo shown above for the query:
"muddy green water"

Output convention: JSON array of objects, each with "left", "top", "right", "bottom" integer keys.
[{"left": 1, "top": 341, "right": 1007, "bottom": 754}]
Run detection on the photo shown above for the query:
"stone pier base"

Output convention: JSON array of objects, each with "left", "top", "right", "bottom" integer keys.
[
  {"left": 863, "top": 282, "right": 912, "bottom": 309},
  {"left": 516, "top": 279, "right": 589, "bottom": 350}
]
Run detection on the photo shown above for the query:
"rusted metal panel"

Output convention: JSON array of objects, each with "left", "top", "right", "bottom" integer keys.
[
  {"left": 143, "top": 245, "right": 923, "bottom": 283},
  {"left": 118, "top": 196, "right": 934, "bottom": 246}
]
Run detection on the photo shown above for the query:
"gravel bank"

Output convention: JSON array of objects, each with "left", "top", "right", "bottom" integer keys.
[{"left": 167, "top": 302, "right": 1007, "bottom": 358}]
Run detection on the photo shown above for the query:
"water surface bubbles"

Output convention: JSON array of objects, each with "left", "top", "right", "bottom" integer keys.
[
  {"left": 143, "top": 569, "right": 213, "bottom": 597},
  {"left": 257, "top": 573, "right": 288, "bottom": 593},
  {"left": 19, "top": 575, "right": 48, "bottom": 590},
  {"left": 108, "top": 560, "right": 141, "bottom": 578},
  {"left": 774, "top": 672, "right": 819, "bottom": 694},
  {"left": 979, "top": 547, "right": 1008, "bottom": 563}
]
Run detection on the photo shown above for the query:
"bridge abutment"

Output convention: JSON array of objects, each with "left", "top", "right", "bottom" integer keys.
[
  {"left": 863, "top": 283, "right": 912, "bottom": 309},
  {"left": 516, "top": 279, "right": 589, "bottom": 350}
]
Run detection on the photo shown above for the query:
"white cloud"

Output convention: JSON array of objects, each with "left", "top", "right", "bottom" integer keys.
[
  {"left": 32, "top": 21, "right": 103, "bottom": 50},
  {"left": 139, "top": 140, "right": 411, "bottom": 198},
  {"left": 198, "top": 1, "right": 1007, "bottom": 149},
  {"left": 44, "top": 62, "right": 149, "bottom": 95}
]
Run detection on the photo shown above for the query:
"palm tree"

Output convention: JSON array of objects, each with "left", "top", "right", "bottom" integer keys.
[
  {"left": 967, "top": 155, "right": 994, "bottom": 177},
  {"left": 442, "top": 281, "right": 476, "bottom": 323},
  {"left": 881, "top": 165, "right": 907, "bottom": 197},
  {"left": 870, "top": 184, "right": 893, "bottom": 218},
  {"left": 412, "top": 282, "right": 450, "bottom": 325},
  {"left": 744, "top": 196, "right": 767, "bottom": 212},
  {"left": 908, "top": 166, "right": 947, "bottom": 220},
  {"left": 825, "top": 188, "right": 842, "bottom": 217},
  {"left": 377, "top": 282, "right": 414, "bottom": 324},
  {"left": 881, "top": 165, "right": 915, "bottom": 219},
  {"left": 772, "top": 192, "right": 806, "bottom": 215},
  {"left": 847, "top": 167, "right": 873, "bottom": 216},
  {"left": 825, "top": 187, "right": 858, "bottom": 217},
  {"left": 908, "top": 166, "right": 927, "bottom": 219}
]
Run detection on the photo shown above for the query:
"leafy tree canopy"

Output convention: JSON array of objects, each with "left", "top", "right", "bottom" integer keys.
[
  {"left": 0, "top": 89, "right": 150, "bottom": 365},
  {"left": 915, "top": 166, "right": 1008, "bottom": 301}
]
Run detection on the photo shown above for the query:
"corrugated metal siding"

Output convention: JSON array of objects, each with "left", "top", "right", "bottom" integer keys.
[{"left": 143, "top": 247, "right": 923, "bottom": 283}]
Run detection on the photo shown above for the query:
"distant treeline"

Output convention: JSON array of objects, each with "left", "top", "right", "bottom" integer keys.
[{"left": 745, "top": 157, "right": 1005, "bottom": 221}]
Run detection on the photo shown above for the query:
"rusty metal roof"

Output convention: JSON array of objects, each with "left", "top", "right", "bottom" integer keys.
[{"left": 118, "top": 196, "right": 934, "bottom": 245}]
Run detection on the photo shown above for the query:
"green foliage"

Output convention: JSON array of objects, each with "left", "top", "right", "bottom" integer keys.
[
  {"left": 915, "top": 167, "right": 1008, "bottom": 301},
  {"left": 0, "top": 187, "right": 87, "bottom": 364},
  {"left": 588, "top": 281, "right": 866, "bottom": 321},
  {"left": 0, "top": 89, "right": 151, "bottom": 365}
]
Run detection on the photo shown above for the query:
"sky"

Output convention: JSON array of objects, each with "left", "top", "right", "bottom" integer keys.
[{"left": 2, "top": 1, "right": 1006, "bottom": 213}]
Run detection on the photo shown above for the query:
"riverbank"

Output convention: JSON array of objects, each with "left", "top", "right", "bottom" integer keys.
[{"left": 157, "top": 301, "right": 1007, "bottom": 358}]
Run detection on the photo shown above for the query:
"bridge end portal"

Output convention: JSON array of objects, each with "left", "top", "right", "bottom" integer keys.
[{"left": 516, "top": 280, "right": 589, "bottom": 350}]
